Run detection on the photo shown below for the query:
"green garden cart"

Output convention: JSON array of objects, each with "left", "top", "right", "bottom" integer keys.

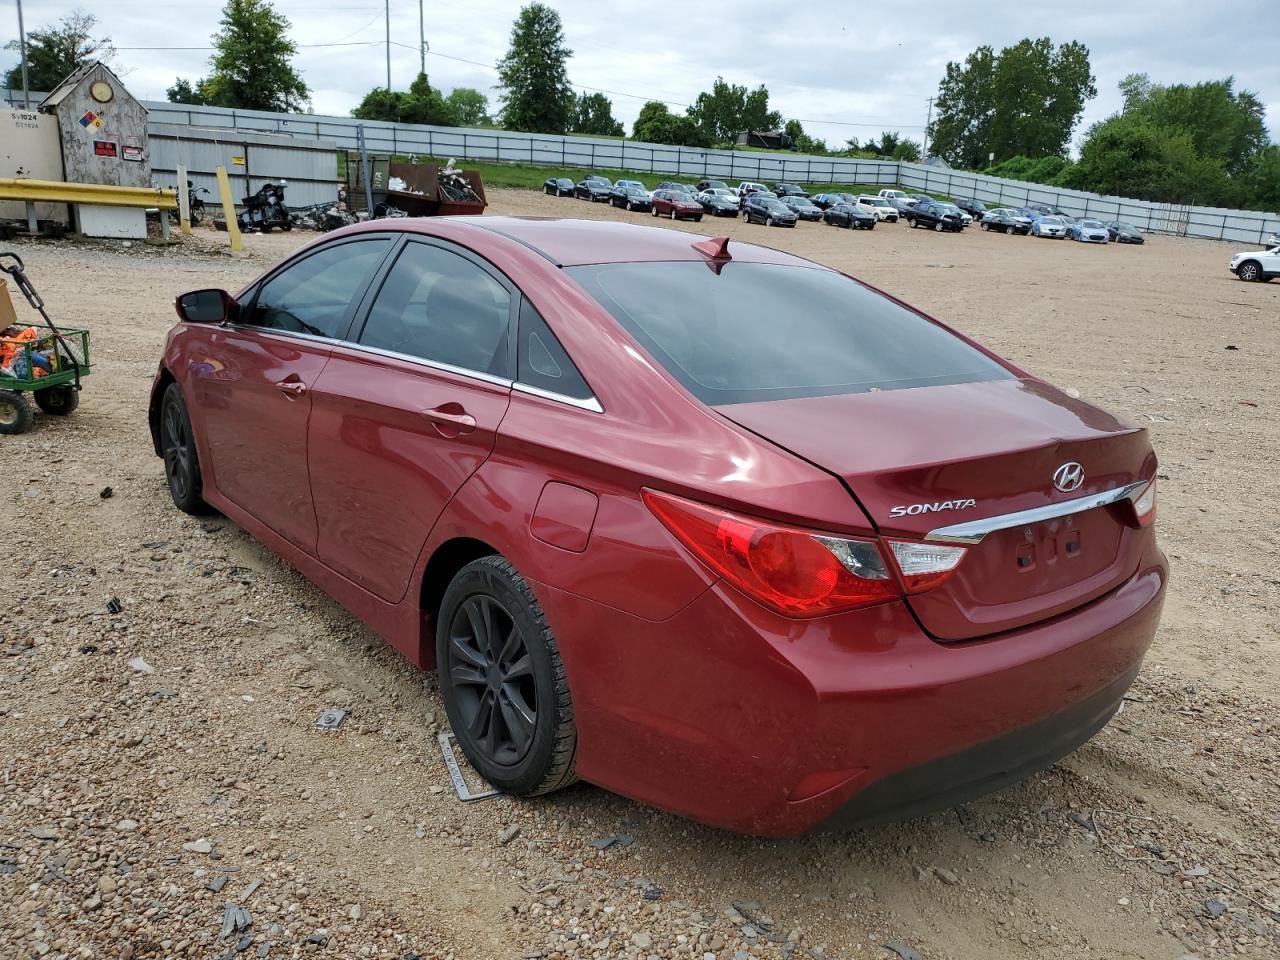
[{"left": 0, "top": 252, "right": 91, "bottom": 435}]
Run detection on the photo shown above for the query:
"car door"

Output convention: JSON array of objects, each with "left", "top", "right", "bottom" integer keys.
[
  {"left": 194, "top": 235, "right": 394, "bottom": 552},
  {"left": 307, "top": 237, "right": 517, "bottom": 602}
]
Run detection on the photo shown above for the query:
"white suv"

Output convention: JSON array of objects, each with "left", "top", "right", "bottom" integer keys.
[
  {"left": 1230, "top": 243, "right": 1280, "bottom": 282},
  {"left": 856, "top": 195, "right": 899, "bottom": 222}
]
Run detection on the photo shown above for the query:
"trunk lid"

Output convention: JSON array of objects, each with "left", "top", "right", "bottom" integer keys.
[{"left": 717, "top": 378, "right": 1154, "bottom": 640}]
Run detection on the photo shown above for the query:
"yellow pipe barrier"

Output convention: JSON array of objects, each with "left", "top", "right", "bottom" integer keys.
[
  {"left": 214, "top": 165, "right": 242, "bottom": 253},
  {"left": 0, "top": 177, "right": 177, "bottom": 209}
]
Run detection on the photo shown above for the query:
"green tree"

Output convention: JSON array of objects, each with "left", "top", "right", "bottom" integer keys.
[
  {"left": 783, "top": 119, "right": 826, "bottom": 154},
  {"left": 352, "top": 73, "right": 457, "bottom": 126},
  {"left": 194, "top": 0, "right": 309, "bottom": 111},
  {"left": 445, "top": 87, "right": 490, "bottom": 126},
  {"left": 1063, "top": 114, "right": 1230, "bottom": 204},
  {"left": 1068, "top": 75, "right": 1274, "bottom": 208},
  {"left": 570, "top": 92, "right": 623, "bottom": 136},
  {"left": 929, "top": 38, "right": 1094, "bottom": 168},
  {"left": 983, "top": 154, "right": 1072, "bottom": 184},
  {"left": 495, "top": 3, "right": 574, "bottom": 134},
  {"left": 688, "top": 77, "right": 781, "bottom": 145},
  {"left": 3, "top": 10, "right": 114, "bottom": 92},
  {"left": 631, "top": 101, "right": 708, "bottom": 147},
  {"left": 166, "top": 78, "right": 210, "bottom": 105}
]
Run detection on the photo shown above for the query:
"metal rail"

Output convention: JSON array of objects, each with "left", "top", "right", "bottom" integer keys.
[{"left": 0, "top": 178, "right": 178, "bottom": 209}]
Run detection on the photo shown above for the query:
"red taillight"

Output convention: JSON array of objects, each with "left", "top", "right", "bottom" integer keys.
[
  {"left": 1132, "top": 477, "right": 1157, "bottom": 526},
  {"left": 642, "top": 490, "right": 900, "bottom": 617}
]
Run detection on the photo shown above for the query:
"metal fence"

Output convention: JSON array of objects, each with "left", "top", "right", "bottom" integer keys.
[{"left": 148, "top": 123, "right": 339, "bottom": 209}]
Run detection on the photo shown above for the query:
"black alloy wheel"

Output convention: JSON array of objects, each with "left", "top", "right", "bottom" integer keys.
[
  {"left": 160, "top": 382, "right": 211, "bottom": 514},
  {"left": 438, "top": 556, "right": 577, "bottom": 795}
]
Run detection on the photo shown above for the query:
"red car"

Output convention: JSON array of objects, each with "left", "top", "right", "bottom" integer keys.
[
  {"left": 150, "top": 218, "right": 1166, "bottom": 836},
  {"left": 649, "top": 190, "right": 704, "bottom": 222}
]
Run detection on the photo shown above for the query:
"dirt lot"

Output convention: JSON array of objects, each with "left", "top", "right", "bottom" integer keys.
[{"left": 2, "top": 190, "right": 1278, "bottom": 960}]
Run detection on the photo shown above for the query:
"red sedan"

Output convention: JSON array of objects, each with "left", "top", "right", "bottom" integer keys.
[
  {"left": 649, "top": 190, "right": 704, "bottom": 222},
  {"left": 149, "top": 218, "right": 1166, "bottom": 836}
]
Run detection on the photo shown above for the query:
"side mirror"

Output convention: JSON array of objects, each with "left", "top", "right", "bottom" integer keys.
[{"left": 176, "top": 288, "right": 238, "bottom": 325}]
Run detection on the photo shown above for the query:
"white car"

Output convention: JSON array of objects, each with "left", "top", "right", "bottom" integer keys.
[
  {"left": 855, "top": 195, "right": 899, "bottom": 222},
  {"left": 1229, "top": 244, "right": 1280, "bottom": 282}
]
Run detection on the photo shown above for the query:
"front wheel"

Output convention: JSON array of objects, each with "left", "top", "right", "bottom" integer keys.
[
  {"left": 0, "top": 389, "right": 34, "bottom": 435},
  {"left": 908, "top": 218, "right": 916, "bottom": 228},
  {"left": 766, "top": 216, "right": 774, "bottom": 227},
  {"left": 1237, "top": 261, "right": 1262, "bottom": 282},
  {"left": 670, "top": 209, "right": 677, "bottom": 220},
  {"left": 437, "top": 555, "right": 577, "bottom": 796},
  {"left": 34, "top": 385, "right": 79, "bottom": 416},
  {"left": 625, "top": 201, "right": 632, "bottom": 211},
  {"left": 934, "top": 221, "right": 944, "bottom": 232},
  {"left": 1006, "top": 226, "right": 1015, "bottom": 235},
  {"left": 980, "top": 222, "right": 989, "bottom": 231},
  {"left": 159, "top": 382, "right": 212, "bottom": 515}
]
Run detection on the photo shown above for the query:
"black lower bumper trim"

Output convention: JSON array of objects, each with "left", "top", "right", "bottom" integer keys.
[{"left": 816, "top": 663, "right": 1141, "bottom": 832}]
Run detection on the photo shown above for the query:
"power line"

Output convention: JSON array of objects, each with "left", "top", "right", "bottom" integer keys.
[{"left": 113, "top": 36, "right": 925, "bottom": 130}]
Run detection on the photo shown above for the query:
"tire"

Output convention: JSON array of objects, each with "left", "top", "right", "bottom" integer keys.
[
  {"left": 281, "top": 220, "right": 292, "bottom": 232},
  {"left": 670, "top": 209, "right": 676, "bottom": 220},
  {"left": 934, "top": 221, "right": 944, "bottom": 232},
  {"left": 437, "top": 555, "right": 577, "bottom": 796},
  {"left": 1237, "top": 261, "right": 1262, "bottom": 282},
  {"left": 695, "top": 216, "right": 702, "bottom": 222},
  {"left": 652, "top": 206, "right": 659, "bottom": 217},
  {"left": 626, "top": 201, "right": 632, "bottom": 211},
  {"left": 34, "top": 385, "right": 79, "bottom": 416},
  {"left": 1006, "top": 226, "right": 1015, "bottom": 235},
  {"left": 544, "top": 186, "right": 552, "bottom": 195},
  {"left": 191, "top": 205, "right": 204, "bottom": 226},
  {"left": 261, "top": 225, "right": 272, "bottom": 234},
  {"left": 766, "top": 216, "right": 774, "bottom": 227},
  {"left": 980, "top": 222, "right": 988, "bottom": 231},
  {"left": 0, "top": 389, "right": 34, "bottom": 435},
  {"left": 908, "top": 218, "right": 916, "bottom": 229},
  {"left": 159, "top": 382, "right": 212, "bottom": 515},
  {"left": 866, "top": 221, "right": 875, "bottom": 230}
]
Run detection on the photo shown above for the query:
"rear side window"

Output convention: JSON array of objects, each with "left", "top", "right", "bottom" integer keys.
[
  {"left": 358, "top": 242, "right": 512, "bottom": 378},
  {"left": 251, "top": 239, "right": 391, "bottom": 338},
  {"left": 567, "top": 261, "right": 1011, "bottom": 406},
  {"left": 516, "top": 300, "right": 593, "bottom": 400}
]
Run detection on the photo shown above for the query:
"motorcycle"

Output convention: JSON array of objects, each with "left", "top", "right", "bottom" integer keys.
[
  {"left": 237, "top": 180, "right": 291, "bottom": 233},
  {"left": 170, "top": 180, "right": 210, "bottom": 226}
]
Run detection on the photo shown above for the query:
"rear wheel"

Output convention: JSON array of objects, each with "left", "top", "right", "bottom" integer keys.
[
  {"left": 0, "top": 390, "right": 34, "bottom": 435},
  {"left": 670, "top": 209, "right": 676, "bottom": 220},
  {"left": 908, "top": 218, "right": 916, "bottom": 228},
  {"left": 652, "top": 206, "right": 659, "bottom": 217},
  {"left": 34, "top": 385, "right": 79, "bottom": 416},
  {"left": 437, "top": 555, "right": 577, "bottom": 796},
  {"left": 1237, "top": 261, "right": 1262, "bottom": 282},
  {"left": 159, "top": 382, "right": 212, "bottom": 515}
]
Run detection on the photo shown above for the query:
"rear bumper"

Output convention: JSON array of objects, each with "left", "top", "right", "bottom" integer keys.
[
  {"left": 816, "top": 659, "right": 1136, "bottom": 830},
  {"left": 538, "top": 544, "right": 1166, "bottom": 837}
]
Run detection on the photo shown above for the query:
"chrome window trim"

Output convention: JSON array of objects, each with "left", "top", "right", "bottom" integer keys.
[
  {"left": 340, "top": 341, "right": 516, "bottom": 388},
  {"left": 924, "top": 481, "right": 1147, "bottom": 545},
  {"left": 513, "top": 382, "right": 604, "bottom": 413},
  {"left": 221, "top": 324, "right": 603, "bottom": 410}
]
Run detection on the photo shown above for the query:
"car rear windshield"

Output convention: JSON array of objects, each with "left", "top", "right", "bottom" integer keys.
[{"left": 566, "top": 262, "right": 1012, "bottom": 405}]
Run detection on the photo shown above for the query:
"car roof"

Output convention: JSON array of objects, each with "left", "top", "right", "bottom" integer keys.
[{"left": 462, "top": 216, "right": 817, "bottom": 268}]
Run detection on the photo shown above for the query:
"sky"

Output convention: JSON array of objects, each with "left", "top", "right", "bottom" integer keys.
[{"left": 2, "top": 0, "right": 1276, "bottom": 154}]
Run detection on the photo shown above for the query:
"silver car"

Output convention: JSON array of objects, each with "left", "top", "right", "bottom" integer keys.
[{"left": 1032, "top": 216, "right": 1069, "bottom": 239}]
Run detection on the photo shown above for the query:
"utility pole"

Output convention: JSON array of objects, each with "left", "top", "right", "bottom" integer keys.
[
  {"left": 418, "top": 0, "right": 425, "bottom": 77},
  {"left": 922, "top": 96, "right": 933, "bottom": 160},
  {"left": 385, "top": 0, "right": 392, "bottom": 91},
  {"left": 16, "top": 0, "right": 31, "bottom": 108}
]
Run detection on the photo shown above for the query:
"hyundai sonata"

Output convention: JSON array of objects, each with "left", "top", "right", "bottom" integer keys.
[{"left": 150, "top": 218, "right": 1166, "bottom": 836}]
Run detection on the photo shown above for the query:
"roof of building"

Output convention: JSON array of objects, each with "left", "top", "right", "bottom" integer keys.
[{"left": 39, "top": 60, "right": 139, "bottom": 113}]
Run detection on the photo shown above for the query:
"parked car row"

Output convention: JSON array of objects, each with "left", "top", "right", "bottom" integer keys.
[{"left": 544, "top": 175, "right": 1151, "bottom": 247}]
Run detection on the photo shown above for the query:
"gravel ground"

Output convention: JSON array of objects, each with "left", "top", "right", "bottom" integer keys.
[{"left": 1, "top": 190, "right": 1278, "bottom": 960}]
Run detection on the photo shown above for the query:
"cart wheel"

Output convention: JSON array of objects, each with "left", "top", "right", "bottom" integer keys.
[
  {"left": 160, "top": 383, "right": 213, "bottom": 514},
  {"left": 34, "top": 385, "right": 80, "bottom": 416},
  {"left": 0, "top": 390, "right": 34, "bottom": 435}
]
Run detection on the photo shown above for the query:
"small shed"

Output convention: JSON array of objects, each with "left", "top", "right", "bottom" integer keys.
[{"left": 39, "top": 61, "right": 151, "bottom": 237}]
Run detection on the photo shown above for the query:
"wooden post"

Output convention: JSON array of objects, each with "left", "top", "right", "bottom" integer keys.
[
  {"left": 177, "top": 162, "right": 191, "bottom": 235},
  {"left": 215, "top": 164, "right": 242, "bottom": 253}
]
